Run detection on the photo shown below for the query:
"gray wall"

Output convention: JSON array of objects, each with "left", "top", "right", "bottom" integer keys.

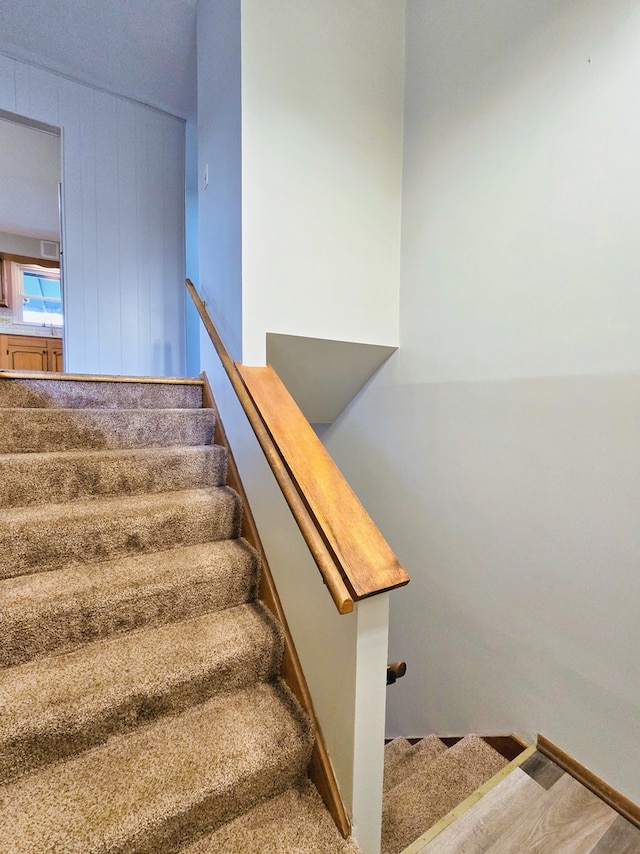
[
  {"left": 0, "top": 53, "right": 186, "bottom": 376},
  {"left": 323, "top": 0, "right": 640, "bottom": 804}
]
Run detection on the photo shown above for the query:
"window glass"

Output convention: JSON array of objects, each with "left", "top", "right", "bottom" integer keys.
[{"left": 21, "top": 269, "right": 63, "bottom": 326}]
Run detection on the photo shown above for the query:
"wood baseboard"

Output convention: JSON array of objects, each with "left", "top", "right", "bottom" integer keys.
[
  {"left": 537, "top": 734, "right": 640, "bottom": 829},
  {"left": 0, "top": 370, "right": 202, "bottom": 384}
]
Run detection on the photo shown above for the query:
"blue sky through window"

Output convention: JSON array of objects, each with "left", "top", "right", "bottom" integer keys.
[{"left": 22, "top": 271, "right": 63, "bottom": 325}]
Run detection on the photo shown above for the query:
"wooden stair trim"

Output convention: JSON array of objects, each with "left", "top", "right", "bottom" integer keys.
[
  {"left": 537, "top": 734, "right": 640, "bottom": 830},
  {"left": 236, "top": 363, "right": 410, "bottom": 601},
  {"left": 400, "top": 743, "right": 537, "bottom": 854},
  {"left": 200, "top": 373, "right": 351, "bottom": 839},
  {"left": 0, "top": 370, "right": 203, "bottom": 385}
]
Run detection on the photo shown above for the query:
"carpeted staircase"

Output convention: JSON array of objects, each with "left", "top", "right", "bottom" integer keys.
[
  {"left": 0, "top": 374, "right": 359, "bottom": 853},
  {"left": 382, "top": 734, "right": 509, "bottom": 853}
]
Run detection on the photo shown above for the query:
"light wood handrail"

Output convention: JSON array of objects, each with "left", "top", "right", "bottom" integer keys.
[{"left": 186, "top": 278, "right": 410, "bottom": 612}]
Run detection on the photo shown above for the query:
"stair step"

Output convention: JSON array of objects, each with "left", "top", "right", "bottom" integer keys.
[
  {"left": 0, "top": 376, "right": 203, "bottom": 409},
  {"left": 384, "top": 737, "right": 413, "bottom": 771},
  {"left": 0, "top": 539, "right": 259, "bottom": 668},
  {"left": 1, "top": 407, "right": 215, "bottom": 454},
  {"left": 179, "top": 779, "right": 360, "bottom": 853},
  {"left": 0, "top": 445, "right": 228, "bottom": 508},
  {"left": 382, "top": 735, "right": 509, "bottom": 854},
  {"left": 0, "top": 603, "right": 283, "bottom": 782},
  {"left": 0, "top": 487, "right": 242, "bottom": 580},
  {"left": 384, "top": 735, "right": 447, "bottom": 793},
  {"left": 0, "top": 681, "right": 313, "bottom": 854}
]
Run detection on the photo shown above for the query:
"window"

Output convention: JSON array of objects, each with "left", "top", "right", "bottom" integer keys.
[
  {"left": 20, "top": 267, "right": 63, "bottom": 326},
  {"left": 0, "top": 255, "right": 62, "bottom": 327}
]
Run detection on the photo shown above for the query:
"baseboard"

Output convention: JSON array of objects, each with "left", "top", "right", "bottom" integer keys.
[
  {"left": 0, "top": 370, "right": 202, "bottom": 384},
  {"left": 537, "top": 734, "right": 640, "bottom": 830}
]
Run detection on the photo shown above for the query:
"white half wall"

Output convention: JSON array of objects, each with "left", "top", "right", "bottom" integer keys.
[
  {"left": 0, "top": 53, "right": 186, "bottom": 376},
  {"left": 200, "top": 327, "right": 393, "bottom": 853},
  {"left": 323, "top": 0, "right": 640, "bottom": 805},
  {"left": 199, "top": 332, "right": 359, "bottom": 805},
  {"left": 240, "top": 0, "right": 404, "bottom": 365}
]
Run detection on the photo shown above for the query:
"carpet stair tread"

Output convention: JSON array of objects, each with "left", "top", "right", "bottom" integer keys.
[
  {"left": 0, "top": 445, "right": 228, "bottom": 508},
  {"left": 0, "top": 375, "right": 203, "bottom": 409},
  {"left": 0, "top": 681, "right": 313, "bottom": 854},
  {"left": 0, "top": 603, "right": 284, "bottom": 782},
  {"left": 1, "top": 407, "right": 215, "bottom": 453},
  {"left": 384, "top": 734, "right": 447, "bottom": 793},
  {"left": 0, "top": 373, "right": 356, "bottom": 853},
  {"left": 0, "top": 539, "right": 259, "bottom": 668},
  {"left": 179, "top": 779, "right": 361, "bottom": 853},
  {"left": 0, "top": 486, "right": 242, "bottom": 579},
  {"left": 382, "top": 735, "right": 509, "bottom": 854},
  {"left": 384, "top": 737, "right": 413, "bottom": 771}
]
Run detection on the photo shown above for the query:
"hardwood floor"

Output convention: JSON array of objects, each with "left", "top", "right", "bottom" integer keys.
[{"left": 408, "top": 751, "right": 640, "bottom": 853}]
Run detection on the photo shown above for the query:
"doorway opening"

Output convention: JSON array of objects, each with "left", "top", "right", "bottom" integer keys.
[{"left": 0, "top": 111, "right": 63, "bottom": 372}]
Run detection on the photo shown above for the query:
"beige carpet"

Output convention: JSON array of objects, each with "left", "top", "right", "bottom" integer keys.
[
  {"left": 383, "top": 735, "right": 448, "bottom": 794},
  {"left": 0, "top": 374, "right": 359, "bottom": 853},
  {"left": 382, "top": 735, "right": 509, "bottom": 854}
]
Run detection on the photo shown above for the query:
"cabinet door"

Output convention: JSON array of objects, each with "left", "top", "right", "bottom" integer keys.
[
  {"left": 49, "top": 344, "right": 64, "bottom": 372},
  {"left": 4, "top": 336, "right": 49, "bottom": 372},
  {"left": 7, "top": 342, "right": 48, "bottom": 371}
]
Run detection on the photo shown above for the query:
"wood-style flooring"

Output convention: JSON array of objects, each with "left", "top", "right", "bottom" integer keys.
[{"left": 407, "top": 751, "right": 640, "bottom": 853}]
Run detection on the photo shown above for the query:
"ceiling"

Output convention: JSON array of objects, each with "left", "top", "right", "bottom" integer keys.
[
  {"left": 0, "top": 0, "right": 197, "bottom": 119},
  {"left": 0, "top": 117, "right": 60, "bottom": 241}
]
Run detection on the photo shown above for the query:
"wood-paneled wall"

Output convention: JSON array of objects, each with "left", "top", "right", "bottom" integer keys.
[{"left": 0, "top": 54, "right": 186, "bottom": 377}]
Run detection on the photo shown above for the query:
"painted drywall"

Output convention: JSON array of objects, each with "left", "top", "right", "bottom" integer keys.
[
  {"left": 240, "top": 0, "right": 404, "bottom": 365},
  {"left": 0, "top": 229, "right": 52, "bottom": 258},
  {"left": 197, "top": 0, "right": 243, "bottom": 361},
  {"left": 0, "top": 53, "right": 186, "bottom": 376},
  {"left": 0, "top": 117, "right": 59, "bottom": 240},
  {"left": 185, "top": 119, "right": 200, "bottom": 377},
  {"left": 266, "top": 333, "right": 396, "bottom": 423},
  {"left": 195, "top": 6, "right": 399, "bottom": 842},
  {"left": 323, "top": 0, "right": 640, "bottom": 804}
]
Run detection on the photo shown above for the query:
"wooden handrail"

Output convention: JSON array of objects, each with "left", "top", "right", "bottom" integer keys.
[{"left": 186, "top": 278, "right": 410, "bottom": 612}]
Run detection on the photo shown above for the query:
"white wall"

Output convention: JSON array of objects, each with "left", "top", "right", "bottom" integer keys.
[
  {"left": 323, "top": 0, "right": 640, "bottom": 803},
  {"left": 195, "top": 9, "right": 403, "bottom": 843},
  {"left": 185, "top": 120, "right": 201, "bottom": 377},
  {"left": 198, "top": 334, "right": 360, "bottom": 810},
  {"left": 0, "top": 53, "right": 186, "bottom": 376},
  {"left": 197, "top": 0, "right": 243, "bottom": 361},
  {"left": 0, "top": 229, "right": 50, "bottom": 258},
  {"left": 240, "top": 0, "right": 404, "bottom": 364},
  {"left": 0, "top": 118, "right": 59, "bottom": 240}
]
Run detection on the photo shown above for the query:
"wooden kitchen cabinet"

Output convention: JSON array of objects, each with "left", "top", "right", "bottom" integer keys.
[
  {"left": 0, "top": 334, "right": 64, "bottom": 372},
  {"left": 49, "top": 342, "right": 64, "bottom": 373}
]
